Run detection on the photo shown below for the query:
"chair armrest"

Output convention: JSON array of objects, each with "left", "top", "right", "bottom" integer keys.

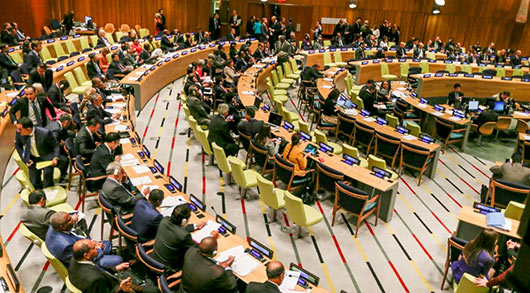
[
  {"left": 142, "top": 239, "right": 155, "bottom": 247},
  {"left": 122, "top": 213, "right": 134, "bottom": 220},
  {"left": 453, "top": 128, "right": 467, "bottom": 133},
  {"left": 167, "top": 270, "right": 182, "bottom": 280},
  {"left": 86, "top": 175, "right": 107, "bottom": 181}
]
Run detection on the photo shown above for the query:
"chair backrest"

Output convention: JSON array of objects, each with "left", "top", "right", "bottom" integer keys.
[
  {"left": 64, "top": 72, "right": 80, "bottom": 89},
  {"left": 495, "top": 117, "right": 512, "bottom": 131},
  {"left": 238, "top": 129, "right": 251, "bottom": 152},
  {"left": 368, "top": 154, "right": 387, "bottom": 170},
  {"left": 40, "top": 45, "right": 53, "bottom": 61},
  {"left": 136, "top": 244, "right": 167, "bottom": 274},
  {"left": 478, "top": 121, "right": 496, "bottom": 136},
  {"left": 42, "top": 242, "right": 68, "bottom": 281},
  {"left": 405, "top": 121, "right": 421, "bottom": 137},
  {"left": 104, "top": 23, "right": 115, "bottom": 33},
  {"left": 66, "top": 276, "right": 83, "bottom": 293},
  {"left": 505, "top": 201, "right": 525, "bottom": 221},
  {"left": 283, "top": 190, "right": 306, "bottom": 225},
  {"left": 516, "top": 119, "right": 529, "bottom": 133},
  {"left": 250, "top": 139, "right": 272, "bottom": 170},
  {"left": 323, "top": 40, "right": 331, "bottom": 47},
  {"left": 298, "top": 121, "right": 311, "bottom": 134},
  {"left": 65, "top": 40, "right": 77, "bottom": 54},
  {"left": 496, "top": 68, "right": 506, "bottom": 77},
  {"left": 354, "top": 96, "right": 364, "bottom": 109},
  {"left": 290, "top": 59, "right": 299, "bottom": 73},
  {"left": 227, "top": 156, "right": 247, "bottom": 187},
  {"left": 120, "top": 24, "right": 131, "bottom": 32},
  {"left": 282, "top": 61, "right": 292, "bottom": 76},
  {"left": 19, "top": 222, "right": 44, "bottom": 247},
  {"left": 323, "top": 52, "right": 333, "bottom": 65},
  {"left": 374, "top": 131, "right": 401, "bottom": 157},
  {"left": 274, "top": 153, "right": 296, "bottom": 187},
  {"left": 385, "top": 114, "right": 399, "bottom": 128},
  {"left": 73, "top": 67, "right": 89, "bottom": 85},
  {"left": 455, "top": 273, "right": 490, "bottom": 293},
  {"left": 313, "top": 129, "right": 329, "bottom": 144},
  {"left": 434, "top": 117, "right": 455, "bottom": 140},
  {"left": 334, "top": 51, "right": 343, "bottom": 63},
  {"left": 316, "top": 162, "right": 344, "bottom": 193},
  {"left": 490, "top": 179, "right": 530, "bottom": 207},
  {"left": 334, "top": 181, "right": 370, "bottom": 216},
  {"left": 139, "top": 28, "right": 150, "bottom": 38},
  {"left": 337, "top": 112, "right": 356, "bottom": 137},
  {"left": 10, "top": 52, "right": 23, "bottom": 64},
  {"left": 277, "top": 66, "right": 285, "bottom": 80},
  {"left": 196, "top": 127, "right": 213, "bottom": 155},
  {"left": 512, "top": 68, "right": 524, "bottom": 77},
  {"left": 212, "top": 142, "right": 231, "bottom": 174},
  {"left": 79, "top": 37, "right": 90, "bottom": 50},
  {"left": 271, "top": 70, "right": 280, "bottom": 86},
  {"left": 482, "top": 69, "right": 497, "bottom": 76},
  {"left": 419, "top": 61, "right": 429, "bottom": 73},
  {"left": 445, "top": 64, "right": 456, "bottom": 73},
  {"left": 257, "top": 174, "right": 283, "bottom": 209},
  {"left": 342, "top": 143, "right": 360, "bottom": 159},
  {"left": 401, "top": 142, "right": 431, "bottom": 169},
  {"left": 53, "top": 42, "right": 67, "bottom": 57},
  {"left": 12, "top": 150, "right": 30, "bottom": 178},
  {"left": 380, "top": 63, "right": 390, "bottom": 76},
  {"left": 115, "top": 213, "right": 139, "bottom": 243},
  {"left": 426, "top": 52, "right": 436, "bottom": 60},
  {"left": 461, "top": 64, "right": 472, "bottom": 74},
  {"left": 354, "top": 121, "right": 375, "bottom": 147},
  {"left": 90, "top": 35, "right": 98, "bottom": 47},
  {"left": 115, "top": 32, "right": 124, "bottom": 42},
  {"left": 105, "top": 32, "right": 115, "bottom": 44},
  {"left": 400, "top": 62, "right": 409, "bottom": 76}
]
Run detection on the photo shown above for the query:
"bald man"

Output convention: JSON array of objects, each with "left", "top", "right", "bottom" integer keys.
[
  {"left": 45, "top": 211, "right": 122, "bottom": 267},
  {"left": 245, "top": 260, "right": 284, "bottom": 292},
  {"left": 179, "top": 236, "right": 237, "bottom": 293}
]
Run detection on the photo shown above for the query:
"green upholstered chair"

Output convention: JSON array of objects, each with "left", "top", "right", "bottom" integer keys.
[
  {"left": 257, "top": 174, "right": 286, "bottom": 222},
  {"left": 504, "top": 201, "right": 525, "bottom": 221},
  {"left": 80, "top": 36, "right": 91, "bottom": 50},
  {"left": 13, "top": 150, "right": 61, "bottom": 186},
  {"left": 323, "top": 51, "right": 337, "bottom": 67},
  {"left": 64, "top": 71, "right": 90, "bottom": 94},
  {"left": 19, "top": 223, "right": 44, "bottom": 247},
  {"left": 139, "top": 28, "right": 150, "bottom": 38},
  {"left": 277, "top": 66, "right": 295, "bottom": 85},
  {"left": 373, "top": 131, "right": 401, "bottom": 169},
  {"left": 367, "top": 155, "right": 398, "bottom": 180},
  {"left": 90, "top": 35, "right": 98, "bottom": 47},
  {"left": 283, "top": 61, "right": 300, "bottom": 79},
  {"left": 42, "top": 242, "right": 68, "bottom": 281},
  {"left": 39, "top": 45, "right": 56, "bottom": 62},
  {"left": 333, "top": 51, "right": 347, "bottom": 67},
  {"left": 283, "top": 190, "right": 323, "bottom": 238},
  {"left": 212, "top": 142, "right": 232, "bottom": 184},
  {"left": 354, "top": 96, "right": 365, "bottom": 110},
  {"left": 400, "top": 62, "right": 410, "bottom": 79},
  {"left": 385, "top": 114, "right": 399, "bottom": 128},
  {"left": 195, "top": 126, "right": 214, "bottom": 165},
  {"left": 228, "top": 156, "right": 259, "bottom": 198},
  {"left": 267, "top": 80, "right": 289, "bottom": 104},
  {"left": 380, "top": 63, "right": 398, "bottom": 80},
  {"left": 454, "top": 273, "right": 492, "bottom": 293},
  {"left": 434, "top": 117, "right": 466, "bottom": 151},
  {"left": 445, "top": 64, "right": 456, "bottom": 73},
  {"left": 496, "top": 67, "right": 506, "bottom": 77},
  {"left": 105, "top": 32, "right": 115, "bottom": 44},
  {"left": 74, "top": 66, "right": 93, "bottom": 86},
  {"left": 290, "top": 59, "right": 301, "bottom": 74},
  {"left": 53, "top": 42, "right": 68, "bottom": 58},
  {"left": 66, "top": 276, "right": 83, "bottom": 293},
  {"left": 419, "top": 61, "right": 429, "bottom": 74},
  {"left": 461, "top": 64, "right": 472, "bottom": 74},
  {"left": 323, "top": 40, "right": 331, "bottom": 47},
  {"left": 405, "top": 120, "right": 421, "bottom": 137},
  {"left": 271, "top": 70, "right": 290, "bottom": 89},
  {"left": 342, "top": 144, "right": 368, "bottom": 168},
  {"left": 65, "top": 40, "right": 77, "bottom": 54},
  {"left": 512, "top": 68, "right": 524, "bottom": 77},
  {"left": 314, "top": 129, "right": 342, "bottom": 155}
]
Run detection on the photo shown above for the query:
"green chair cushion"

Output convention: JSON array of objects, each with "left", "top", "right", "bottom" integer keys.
[
  {"left": 449, "top": 132, "right": 464, "bottom": 140},
  {"left": 275, "top": 83, "right": 290, "bottom": 89},
  {"left": 364, "top": 201, "right": 377, "bottom": 212},
  {"left": 382, "top": 74, "right": 398, "bottom": 80},
  {"left": 303, "top": 205, "right": 323, "bottom": 226}
]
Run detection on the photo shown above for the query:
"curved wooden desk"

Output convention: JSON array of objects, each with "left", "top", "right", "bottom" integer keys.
[
  {"left": 350, "top": 59, "right": 530, "bottom": 85},
  {"left": 121, "top": 40, "right": 258, "bottom": 111}
]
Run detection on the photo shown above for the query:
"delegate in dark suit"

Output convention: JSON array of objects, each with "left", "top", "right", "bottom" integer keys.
[
  {"left": 237, "top": 118, "right": 264, "bottom": 137},
  {"left": 245, "top": 281, "right": 281, "bottom": 293},
  {"left": 355, "top": 47, "right": 366, "bottom": 60},
  {"left": 20, "top": 205, "right": 55, "bottom": 240},
  {"left": 74, "top": 126, "right": 99, "bottom": 160},
  {"left": 45, "top": 226, "right": 85, "bottom": 266},
  {"left": 396, "top": 47, "right": 407, "bottom": 59},
  {"left": 490, "top": 162, "right": 530, "bottom": 186},
  {"left": 473, "top": 109, "right": 498, "bottom": 128},
  {"left": 15, "top": 126, "right": 60, "bottom": 188},
  {"left": 209, "top": 16, "right": 221, "bottom": 40},
  {"left": 208, "top": 114, "right": 238, "bottom": 157},
  {"left": 10, "top": 96, "right": 56, "bottom": 127},
  {"left": 178, "top": 247, "right": 238, "bottom": 293},
  {"left": 89, "top": 144, "right": 122, "bottom": 184},
  {"left": 86, "top": 104, "right": 113, "bottom": 125},
  {"left": 47, "top": 83, "right": 68, "bottom": 110},
  {"left": 87, "top": 60, "right": 105, "bottom": 79},
  {"left": 101, "top": 177, "right": 143, "bottom": 213},
  {"left": 130, "top": 199, "right": 163, "bottom": 242},
  {"left": 160, "top": 35, "right": 174, "bottom": 51},
  {"left": 24, "top": 50, "right": 42, "bottom": 73},
  {"left": 68, "top": 261, "right": 119, "bottom": 293},
  {"left": 447, "top": 91, "right": 465, "bottom": 107},
  {"left": 358, "top": 87, "right": 378, "bottom": 115},
  {"left": 108, "top": 60, "right": 127, "bottom": 76},
  {"left": 302, "top": 66, "right": 324, "bottom": 82},
  {"left": 0, "top": 50, "right": 20, "bottom": 80},
  {"left": 151, "top": 217, "right": 196, "bottom": 270},
  {"left": 29, "top": 68, "right": 53, "bottom": 91}
]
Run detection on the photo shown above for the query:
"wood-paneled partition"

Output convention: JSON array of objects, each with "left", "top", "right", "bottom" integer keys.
[{"left": 227, "top": 0, "right": 530, "bottom": 54}]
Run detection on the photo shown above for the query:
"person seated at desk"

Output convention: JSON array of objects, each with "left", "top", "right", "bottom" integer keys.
[
  {"left": 24, "top": 41, "right": 43, "bottom": 74},
  {"left": 474, "top": 239, "right": 520, "bottom": 289},
  {"left": 490, "top": 153, "right": 530, "bottom": 186},
  {"left": 223, "top": 59, "right": 239, "bottom": 87},
  {"left": 283, "top": 132, "right": 311, "bottom": 175},
  {"left": 510, "top": 50, "right": 522, "bottom": 66},
  {"left": 101, "top": 162, "right": 146, "bottom": 214},
  {"left": 89, "top": 133, "right": 123, "bottom": 189},
  {"left": 377, "top": 80, "right": 392, "bottom": 102},
  {"left": 253, "top": 124, "right": 282, "bottom": 156},
  {"left": 86, "top": 92, "right": 119, "bottom": 126},
  {"left": 321, "top": 88, "right": 340, "bottom": 125},
  {"left": 96, "top": 29, "right": 112, "bottom": 47},
  {"left": 75, "top": 118, "right": 101, "bottom": 161},
  {"left": 495, "top": 49, "right": 507, "bottom": 65},
  {"left": 358, "top": 84, "right": 381, "bottom": 116},
  {"left": 472, "top": 101, "right": 498, "bottom": 129},
  {"left": 396, "top": 42, "right": 407, "bottom": 59},
  {"left": 208, "top": 103, "right": 239, "bottom": 157},
  {"left": 99, "top": 48, "right": 110, "bottom": 73},
  {"left": 447, "top": 83, "right": 465, "bottom": 108},
  {"left": 186, "top": 85, "right": 211, "bottom": 127},
  {"left": 46, "top": 212, "right": 123, "bottom": 267},
  {"left": 413, "top": 42, "right": 426, "bottom": 59},
  {"left": 47, "top": 80, "right": 70, "bottom": 111},
  {"left": 179, "top": 236, "right": 237, "bottom": 293},
  {"left": 302, "top": 63, "right": 324, "bottom": 82},
  {"left": 129, "top": 189, "right": 164, "bottom": 243},
  {"left": 355, "top": 42, "right": 368, "bottom": 60},
  {"left": 451, "top": 228, "right": 497, "bottom": 284},
  {"left": 20, "top": 190, "right": 87, "bottom": 240},
  {"left": 301, "top": 34, "right": 313, "bottom": 50},
  {"left": 492, "top": 91, "right": 519, "bottom": 113},
  {"left": 237, "top": 106, "right": 264, "bottom": 138},
  {"left": 245, "top": 261, "right": 284, "bottom": 293},
  {"left": 108, "top": 53, "right": 129, "bottom": 79},
  {"left": 0, "top": 43, "right": 23, "bottom": 84},
  {"left": 86, "top": 53, "right": 105, "bottom": 80},
  {"left": 152, "top": 203, "right": 215, "bottom": 271}
]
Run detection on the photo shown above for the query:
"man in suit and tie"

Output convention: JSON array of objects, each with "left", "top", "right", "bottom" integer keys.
[
  {"left": 10, "top": 86, "right": 56, "bottom": 127},
  {"left": 209, "top": 12, "right": 221, "bottom": 40},
  {"left": 413, "top": 42, "right": 426, "bottom": 59},
  {"left": 208, "top": 103, "right": 239, "bottom": 157},
  {"left": 130, "top": 189, "right": 164, "bottom": 243},
  {"left": 108, "top": 53, "right": 129, "bottom": 79},
  {"left": 447, "top": 83, "right": 465, "bottom": 107},
  {"left": 152, "top": 204, "right": 213, "bottom": 271},
  {"left": 396, "top": 42, "right": 407, "bottom": 59},
  {"left": 510, "top": 50, "right": 522, "bottom": 66},
  {"left": 47, "top": 80, "right": 70, "bottom": 111},
  {"left": 86, "top": 92, "right": 118, "bottom": 126},
  {"left": 100, "top": 161, "right": 145, "bottom": 214},
  {"left": 29, "top": 63, "right": 53, "bottom": 92},
  {"left": 227, "top": 28, "right": 237, "bottom": 41},
  {"left": 229, "top": 10, "right": 242, "bottom": 36},
  {"left": 24, "top": 41, "right": 42, "bottom": 74},
  {"left": 89, "top": 132, "right": 123, "bottom": 187},
  {"left": 355, "top": 43, "right": 367, "bottom": 60},
  {"left": 15, "top": 117, "right": 60, "bottom": 188},
  {"left": 253, "top": 42, "right": 266, "bottom": 60},
  {"left": 245, "top": 261, "right": 285, "bottom": 293},
  {"left": 237, "top": 107, "right": 263, "bottom": 138},
  {"left": 179, "top": 236, "right": 237, "bottom": 293},
  {"left": 160, "top": 29, "right": 174, "bottom": 52},
  {"left": 74, "top": 118, "right": 101, "bottom": 161},
  {"left": 21, "top": 190, "right": 88, "bottom": 240},
  {"left": 96, "top": 29, "right": 111, "bottom": 47},
  {"left": 0, "top": 43, "right": 22, "bottom": 84},
  {"left": 46, "top": 114, "right": 73, "bottom": 176},
  {"left": 87, "top": 53, "right": 105, "bottom": 80},
  {"left": 302, "top": 63, "right": 324, "bottom": 82},
  {"left": 46, "top": 212, "right": 123, "bottom": 267}
]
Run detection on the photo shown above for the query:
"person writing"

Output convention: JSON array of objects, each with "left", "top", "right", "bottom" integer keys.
[{"left": 451, "top": 228, "right": 498, "bottom": 284}]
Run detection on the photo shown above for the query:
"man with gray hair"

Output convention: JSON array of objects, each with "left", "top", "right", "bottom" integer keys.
[
  {"left": 101, "top": 161, "right": 147, "bottom": 213},
  {"left": 208, "top": 103, "right": 238, "bottom": 156}
]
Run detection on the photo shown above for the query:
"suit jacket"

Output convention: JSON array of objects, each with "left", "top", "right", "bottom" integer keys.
[
  {"left": 178, "top": 247, "right": 238, "bottom": 293},
  {"left": 74, "top": 127, "right": 98, "bottom": 159},
  {"left": 101, "top": 177, "right": 143, "bottom": 213},
  {"left": 68, "top": 261, "right": 119, "bottom": 293},
  {"left": 245, "top": 281, "right": 281, "bottom": 293},
  {"left": 302, "top": 67, "right": 324, "bottom": 81},
  {"left": 10, "top": 96, "right": 56, "bottom": 126},
  {"left": 161, "top": 36, "right": 174, "bottom": 51},
  {"left": 87, "top": 60, "right": 104, "bottom": 79},
  {"left": 237, "top": 118, "right": 264, "bottom": 138},
  {"left": 474, "top": 109, "right": 498, "bottom": 128},
  {"left": 108, "top": 61, "right": 126, "bottom": 75},
  {"left": 490, "top": 162, "right": 530, "bottom": 186},
  {"left": 358, "top": 88, "right": 378, "bottom": 114},
  {"left": 20, "top": 205, "right": 55, "bottom": 240},
  {"left": 96, "top": 36, "right": 111, "bottom": 47},
  {"left": 355, "top": 48, "right": 366, "bottom": 60},
  {"left": 130, "top": 199, "right": 163, "bottom": 243},
  {"left": 152, "top": 217, "right": 196, "bottom": 270},
  {"left": 24, "top": 50, "right": 42, "bottom": 73},
  {"left": 396, "top": 47, "right": 407, "bottom": 59},
  {"left": 45, "top": 226, "right": 84, "bottom": 266},
  {"left": 89, "top": 144, "right": 118, "bottom": 178},
  {"left": 47, "top": 84, "right": 67, "bottom": 109},
  {"left": 186, "top": 95, "right": 210, "bottom": 125},
  {"left": 209, "top": 17, "right": 221, "bottom": 39},
  {"left": 86, "top": 104, "right": 113, "bottom": 125},
  {"left": 208, "top": 114, "right": 235, "bottom": 149},
  {"left": 0, "top": 51, "right": 18, "bottom": 71},
  {"left": 15, "top": 126, "right": 60, "bottom": 163},
  {"left": 1, "top": 31, "right": 16, "bottom": 46},
  {"left": 510, "top": 56, "right": 522, "bottom": 66},
  {"left": 45, "top": 120, "right": 69, "bottom": 142},
  {"left": 447, "top": 91, "right": 465, "bottom": 107},
  {"left": 29, "top": 69, "right": 53, "bottom": 92},
  {"left": 413, "top": 47, "right": 426, "bottom": 59}
]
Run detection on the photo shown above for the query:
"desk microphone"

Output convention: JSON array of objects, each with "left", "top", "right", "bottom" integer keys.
[{"left": 211, "top": 206, "right": 219, "bottom": 217}]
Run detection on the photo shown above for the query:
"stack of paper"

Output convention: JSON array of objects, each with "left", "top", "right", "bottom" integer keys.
[
  {"left": 363, "top": 117, "right": 376, "bottom": 122},
  {"left": 141, "top": 185, "right": 160, "bottom": 195},
  {"left": 119, "top": 138, "right": 131, "bottom": 144},
  {"left": 402, "top": 134, "right": 417, "bottom": 141},
  {"left": 105, "top": 108, "right": 121, "bottom": 114},
  {"left": 215, "top": 245, "right": 260, "bottom": 277},
  {"left": 486, "top": 212, "right": 512, "bottom": 231},
  {"left": 344, "top": 109, "right": 358, "bottom": 116},
  {"left": 432, "top": 112, "right": 443, "bottom": 116},
  {"left": 113, "top": 103, "right": 127, "bottom": 109},
  {"left": 130, "top": 176, "right": 152, "bottom": 186},
  {"left": 242, "top": 90, "right": 255, "bottom": 95},
  {"left": 449, "top": 116, "right": 461, "bottom": 121},
  {"left": 279, "top": 270, "right": 301, "bottom": 292},
  {"left": 121, "top": 158, "right": 140, "bottom": 166},
  {"left": 132, "top": 165, "right": 151, "bottom": 174},
  {"left": 160, "top": 195, "right": 187, "bottom": 207},
  {"left": 417, "top": 103, "right": 427, "bottom": 108},
  {"left": 114, "top": 125, "right": 129, "bottom": 131},
  {"left": 322, "top": 85, "right": 333, "bottom": 89},
  {"left": 522, "top": 134, "right": 530, "bottom": 141},
  {"left": 191, "top": 220, "right": 222, "bottom": 243}
]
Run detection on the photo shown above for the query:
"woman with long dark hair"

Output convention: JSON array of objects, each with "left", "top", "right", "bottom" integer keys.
[{"left": 451, "top": 228, "right": 498, "bottom": 283}]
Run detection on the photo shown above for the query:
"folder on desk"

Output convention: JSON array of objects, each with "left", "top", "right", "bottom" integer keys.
[
  {"left": 36, "top": 161, "right": 53, "bottom": 170},
  {"left": 486, "top": 212, "right": 512, "bottom": 231}
]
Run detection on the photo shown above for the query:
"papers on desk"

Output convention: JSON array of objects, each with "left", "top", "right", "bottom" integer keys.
[
  {"left": 322, "top": 85, "right": 333, "bottom": 89},
  {"left": 522, "top": 135, "right": 530, "bottom": 141},
  {"left": 130, "top": 176, "right": 152, "bottom": 186},
  {"left": 132, "top": 165, "right": 151, "bottom": 174},
  {"left": 279, "top": 270, "right": 301, "bottom": 292},
  {"left": 121, "top": 153, "right": 136, "bottom": 160},
  {"left": 252, "top": 64, "right": 263, "bottom": 68},
  {"left": 120, "top": 138, "right": 131, "bottom": 144},
  {"left": 396, "top": 87, "right": 407, "bottom": 91},
  {"left": 449, "top": 116, "right": 462, "bottom": 121},
  {"left": 514, "top": 111, "right": 529, "bottom": 117},
  {"left": 417, "top": 103, "right": 427, "bottom": 108},
  {"left": 323, "top": 78, "right": 333, "bottom": 82},
  {"left": 344, "top": 109, "right": 358, "bottom": 116},
  {"left": 363, "top": 117, "right": 376, "bottom": 122},
  {"left": 141, "top": 185, "right": 160, "bottom": 197},
  {"left": 402, "top": 134, "right": 417, "bottom": 141},
  {"left": 135, "top": 71, "right": 145, "bottom": 75},
  {"left": 242, "top": 90, "right": 255, "bottom": 95},
  {"left": 121, "top": 158, "right": 140, "bottom": 167},
  {"left": 486, "top": 212, "right": 512, "bottom": 231},
  {"left": 374, "top": 104, "right": 387, "bottom": 110},
  {"left": 6, "top": 92, "right": 18, "bottom": 97},
  {"left": 192, "top": 220, "right": 222, "bottom": 243},
  {"left": 113, "top": 102, "right": 127, "bottom": 109},
  {"left": 128, "top": 76, "right": 139, "bottom": 81},
  {"left": 105, "top": 108, "right": 122, "bottom": 114},
  {"left": 431, "top": 112, "right": 443, "bottom": 116},
  {"left": 44, "top": 188, "right": 59, "bottom": 201},
  {"left": 160, "top": 195, "right": 187, "bottom": 208},
  {"left": 392, "top": 90, "right": 406, "bottom": 98},
  {"left": 36, "top": 161, "right": 53, "bottom": 170},
  {"left": 215, "top": 245, "right": 260, "bottom": 277},
  {"left": 114, "top": 125, "right": 129, "bottom": 131}
]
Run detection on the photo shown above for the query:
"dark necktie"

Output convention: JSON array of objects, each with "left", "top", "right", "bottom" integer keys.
[
  {"left": 119, "top": 63, "right": 125, "bottom": 72},
  {"left": 23, "top": 136, "right": 31, "bottom": 161},
  {"left": 31, "top": 101, "right": 43, "bottom": 126}
]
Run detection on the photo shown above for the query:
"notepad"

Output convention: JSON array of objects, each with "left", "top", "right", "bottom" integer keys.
[
  {"left": 121, "top": 153, "right": 136, "bottom": 160},
  {"left": 417, "top": 103, "right": 427, "bottom": 108},
  {"left": 132, "top": 165, "right": 151, "bottom": 174},
  {"left": 215, "top": 245, "right": 260, "bottom": 277},
  {"left": 486, "top": 212, "right": 511, "bottom": 231},
  {"left": 119, "top": 138, "right": 131, "bottom": 144},
  {"left": 344, "top": 109, "right": 358, "bottom": 116},
  {"left": 402, "top": 135, "right": 417, "bottom": 141},
  {"left": 128, "top": 77, "right": 138, "bottom": 81},
  {"left": 279, "top": 270, "right": 301, "bottom": 292},
  {"left": 114, "top": 125, "right": 129, "bottom": 131},
  {"left": 105, "top": 108, "right": 121, "bottom": 114},
  {"left": 431, "top": 112, "right": 443, "bottom": 116},
  {"left": 241, "top": 90, "right": 255, "bottom": 95},
  {"left": 130, "top": 176, "right": 152, "bottom": 186},
  {"left": 363, "top": 117, "right": 376, "bottom": 122},
  {"left": 36, "top": 161, "right": 53, "bottom": 170},
  {"left": 192, "top": 220, "right": 222, "bottom": 243},
  {"left": 160, "top": 195, "right": 187, "bottom": 208},
  {"left": 6, "top": 92, "right": 18, "bottom": 97},
  {"left": 449, "top": 116, "right": 461, "bottom": 121},
  {"left": 121, "top": 158, "right": 140, "bottom": 167},
  {"left": 523, "top": 135, "right": 530, "bottom": 141},
  {"left": 112, "top": 103, "right": 127, "bottom": 109}
]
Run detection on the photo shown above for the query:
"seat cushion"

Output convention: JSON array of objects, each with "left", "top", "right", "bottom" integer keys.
[
  {"left": 287, "top": 73, "right": 300, "bottom": 79},
  {"left": 273, "top": 95, "right": 289, "bottom": 104},
  {"left": 382, "top": 74, "right": 398, "bottom": 80},
  {"left": 280, "top": 78, "right": 295, "bottom": 84},
  {"left": 364, "top": 201, "right": 377, "bottom": 213},
  {"left": 274, "top": 89, "right": 288, "bottom": 95},
  {"left": 335, "top": 62, "right": 347, "bottom": 67},
  {"left": 272, "top": 189, "right": 286, "bottom": 209},
  {"left": 292, "top": 176, "right": 312, "bottom": 186},
  {"left": 303, "top": 205, "right": 323, "bottom": 226},
  {"left": 275, "top": 83, "right": 290, "bottom": 89},
  {"left": 449, "top": 132, "right": 464, "bottom": 140},
  {"left": 359, "top": 158, "right": 369, "bottom": 168},
  {"left": 43, "top": 186, "right": 68, "bottom": 207},
  {"left": 242, "top": 170, "right": 259, "bottom": 188}
]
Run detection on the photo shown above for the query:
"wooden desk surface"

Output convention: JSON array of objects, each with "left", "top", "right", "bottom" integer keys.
[
  {"left": 402, "top": 96, "right": 472, "bottom": 126},
  {"left": 0, "top": 234, "right": 24, "bottom": 292},
  {"left": 458, "top": 206, "right": 521, "bottom": 239},
  {"left": 105, "top": 98, "right": 326, "bottom": 292}
]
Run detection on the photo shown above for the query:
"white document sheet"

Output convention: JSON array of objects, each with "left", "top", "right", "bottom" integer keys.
[
  {"left": 215, "top": 245, "right": 260, "bottom": 277},
  {"left": 130, "top": 176, "right": 152, "bottom": 186},
  {"left": 192, "top": 220, "right": 221, "bottom": 243},
  {"left": 160, "top": 195, "right": 187, "bottom": 208},
  {"left": 402, "top": 134, "right": 417, "bottom": 141},
  {"left": 132, "top": 165, "right": 151, "bottom": 174},
  {"left": 279, "top": 270, "right": 301, "bottom": 292}
]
